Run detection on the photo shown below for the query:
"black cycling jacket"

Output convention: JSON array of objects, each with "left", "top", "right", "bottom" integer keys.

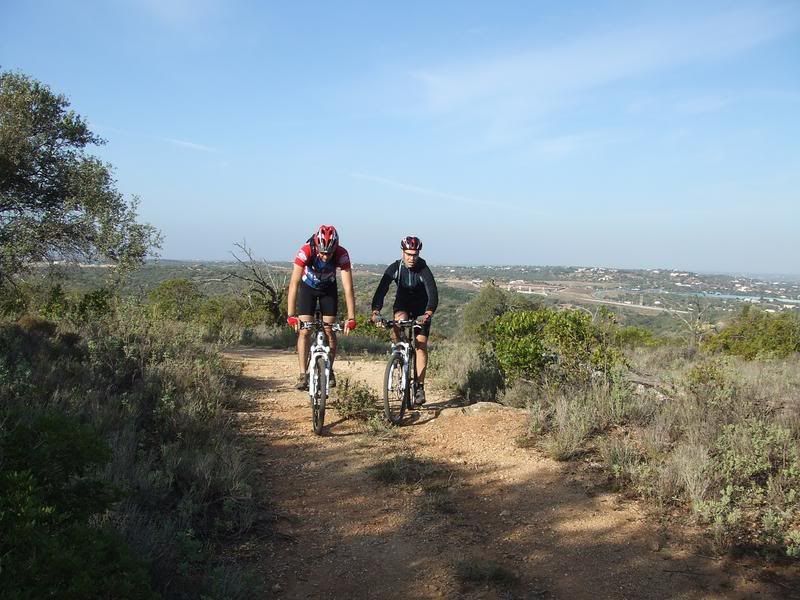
[{"left": 371, "top": 258, "right": 439, "bottom": 313}]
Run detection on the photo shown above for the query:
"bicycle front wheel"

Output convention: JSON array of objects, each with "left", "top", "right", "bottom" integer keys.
[
  {"left": 312, "top": 355, "right": 327, "bottom": 435},
  {"left": 383, "top": 354, "right": 406, "bottom": 425}
]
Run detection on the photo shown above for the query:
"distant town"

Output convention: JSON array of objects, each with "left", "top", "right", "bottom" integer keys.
[{"left": 430, "top": 264, "right": 800, "bottom": 316}]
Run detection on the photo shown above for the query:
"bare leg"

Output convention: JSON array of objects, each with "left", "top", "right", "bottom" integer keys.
[
  {"left": 415, "top": 335, "right": 429, "bottom": 384},
  {"left": 323, "top": 316, "right": 337, "bottom": 367},
  {"left": 392, "top": 310, "right": 408, "bottom": 343},
  {"left": 297, "top": 315, "right": 313, "bottom": 374}
]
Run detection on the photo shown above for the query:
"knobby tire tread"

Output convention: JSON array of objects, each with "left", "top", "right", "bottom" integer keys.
[
  {"left": 383, "top": 354, "right": 406, "bottom": 425},
  {"left": 312, "top": 355, "right": 327, "bottom": 435}
]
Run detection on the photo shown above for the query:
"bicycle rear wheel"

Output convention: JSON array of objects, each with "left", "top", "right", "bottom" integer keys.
[
  {"left": 383, "top": 353, "right": 406, "bottom": 425},
  {"left": 312, "top": 355, "right": 327, "bottom": 435}
]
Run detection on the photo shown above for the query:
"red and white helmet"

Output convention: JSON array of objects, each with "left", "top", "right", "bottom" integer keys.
[
  {"left": 400, "top": 235, "right": 422, "bottom": 252},
  {"left": 313, "top": 225, "right": 339, "bottom": 253}
]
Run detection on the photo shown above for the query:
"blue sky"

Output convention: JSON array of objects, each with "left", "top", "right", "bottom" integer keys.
[{"left": 2, "top": 1, "right": 799, "bottom": 274}]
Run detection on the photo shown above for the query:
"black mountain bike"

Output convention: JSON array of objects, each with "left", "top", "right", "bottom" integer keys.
[
  {"left": 299, "top": 316, "right": 342, "bottom": 435},
  {"left": 379, "top": 318, "right": 424, "bottom": 425}
]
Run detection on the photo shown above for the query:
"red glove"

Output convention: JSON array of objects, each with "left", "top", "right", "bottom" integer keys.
[
  {"left": 345, "top": 318, "right": 357, "bottom": 331},
  {"left": 287, "top": 316, "right": 299, "bottom": 327}
]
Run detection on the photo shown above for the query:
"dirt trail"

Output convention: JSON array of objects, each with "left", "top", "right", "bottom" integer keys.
[{"left": 227, "top": 348, "right": 794, "bottom": 600}]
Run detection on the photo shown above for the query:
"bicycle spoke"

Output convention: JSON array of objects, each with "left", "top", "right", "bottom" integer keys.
[{"left": 383, "top": 354, "right": 406, "bottom": 424}]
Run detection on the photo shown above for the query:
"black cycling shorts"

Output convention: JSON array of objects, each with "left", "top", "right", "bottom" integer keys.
[
  {"left": 393, "top": 292, "right": 432, "bottom": 337},
  {"left": 297, "top": 282, "right": 338, "bottom": 317}
]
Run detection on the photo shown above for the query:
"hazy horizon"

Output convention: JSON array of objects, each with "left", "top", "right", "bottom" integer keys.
[
  {"left": 3, "top": 1, "right": 798, "bottom": 274},
  {"left": 145, "top": 256, "right": 800, "bottom": 281}
]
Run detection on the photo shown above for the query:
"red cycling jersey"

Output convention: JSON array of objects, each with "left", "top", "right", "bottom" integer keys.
[{"left": 294, "top": 243, "right": 351, "bottom": 289}]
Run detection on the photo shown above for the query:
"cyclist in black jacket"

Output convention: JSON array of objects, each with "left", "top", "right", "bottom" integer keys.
[{"left": 371, "top": 236, "right": 438, "bottom": 405}]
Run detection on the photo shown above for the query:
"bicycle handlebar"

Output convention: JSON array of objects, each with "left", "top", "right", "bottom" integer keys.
[
  {"left": 376, "top": 318, "right": 423, "bottom": 329},
  {"left": 299, "top": 321, "right": 343, "bottom": 332}
]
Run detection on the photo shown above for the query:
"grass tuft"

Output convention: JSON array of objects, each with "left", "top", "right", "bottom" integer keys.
[{"left": 368, "top": 453, "right": 442, "bottom": 485}]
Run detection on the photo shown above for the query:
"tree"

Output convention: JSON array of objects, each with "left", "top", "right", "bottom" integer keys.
[
  {"left": 659, "top": 296, "right": 716, "bottom": 353},
  {"left": 223, "top": 241, "right": 288, "bottom": 325},
  {"left": 460, "top": 281, "right": 509, "bottom": 341},
  {"left": 0, "top": 70, "right": 160, "bottom": 285}
]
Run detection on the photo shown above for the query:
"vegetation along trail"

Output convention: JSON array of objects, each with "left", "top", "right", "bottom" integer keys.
[{"left": 226, "top": 348, "right": 793, "bottom": 599}]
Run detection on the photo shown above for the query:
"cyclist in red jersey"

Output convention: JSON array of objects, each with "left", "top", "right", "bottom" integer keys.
[{"left": 287, "top": 225, "right": 356, "bottom": 390}]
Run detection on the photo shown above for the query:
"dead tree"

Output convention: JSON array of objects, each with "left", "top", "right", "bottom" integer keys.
[
  {"left": 224, "top": 241, "right": 288, "bottom": 324},
  {"left": 660, "top": 296, "right": 717, "bottom": 353}
]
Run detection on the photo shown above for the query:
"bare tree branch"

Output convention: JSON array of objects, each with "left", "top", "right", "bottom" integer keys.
[
  {"left": 658, "top": 295, "right": 717, "bottom": 351},
  {"left": 223, "top": 240, "right": 288, "bottom": 324}
]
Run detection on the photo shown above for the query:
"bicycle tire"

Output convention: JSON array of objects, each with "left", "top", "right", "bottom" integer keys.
[
  {"left": 312, "top": 355, "right": 327, "bottom": 435},
  {"left": 383, "top": 353, "right": 406, "bottom": 425},
  {"left": 407, "top": 350, "right": 417, "bottom": 410}
]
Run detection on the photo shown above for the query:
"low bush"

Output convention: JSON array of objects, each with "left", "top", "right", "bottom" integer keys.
[
  {"left": 430, "top": 342, "right": 504, "bottom": 402},
  {"left": 367, "top": 453, "right": 443, "bottom": 485},
  {"left": 488, "top": 307, "right": 626, "bottom": 387},
  {"left": 0, "top": 304, "right": 261, "bottom": 597},
  {"left": 502, "top": 340, "right": 800, "bottom": 558},
  {"left": 333, "top": 378, "right": 381, "bottom": 421},
  {"left": 615, "top": 325, "right": 662, "bottom": 348},
  {"left": 697, "top": 419, "right": 800, "bottom": 555},
  {"left": 0, "top": 409, "right": 156, "bottom": 599},
  {"left": 705, "top": 306, "right": 800, "bottom": 360}
]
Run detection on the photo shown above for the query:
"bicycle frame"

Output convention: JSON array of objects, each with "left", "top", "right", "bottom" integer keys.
[
  {"left": 381, "top": 318, "right": 423, "bottom": 422},
  {"left": 391, "top": 330, "right": 416, "bottom": 407},
  {"left": 299, "top": 318, "right": 342, "bottom": 434},
  {"left": 304, "top": 323, "right": 330, "bottom": 397}
]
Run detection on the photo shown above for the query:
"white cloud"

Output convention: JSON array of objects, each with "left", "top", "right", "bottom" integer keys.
[
  {"left": 160, "top": 137, "right": 217, "bottom": 152},
  {"left": 95, "top": 125, "right": 217, "bottom": 152},
  {"left": 398, "top": 4, "right": 798, "bottom": 141},
  {"left": 348, "top": 172, "right": 523, "bottom": 211}
]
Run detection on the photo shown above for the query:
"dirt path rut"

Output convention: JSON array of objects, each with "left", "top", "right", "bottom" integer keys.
[{"left": 227, "top": 348, "right": 794, "bottom": 599}]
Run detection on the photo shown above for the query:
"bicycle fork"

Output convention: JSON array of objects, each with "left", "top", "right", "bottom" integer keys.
[
  {"left": 308, "top": 352, "right": 330, "bottom": 400},
  {"left": 388, "top": 343, "right": 409, "bottom": 389}
]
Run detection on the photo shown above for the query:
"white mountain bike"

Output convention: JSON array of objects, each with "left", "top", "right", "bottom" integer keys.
[
  {"left": 300, "top": 316, "right": 342, "bottom": 435},
  {"left": 377, "top": 318, "right": 424, "bottom": 425}
]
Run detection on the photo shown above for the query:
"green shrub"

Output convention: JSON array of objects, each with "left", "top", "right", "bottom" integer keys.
[
  {"left": 697, "top": 419, "right": 800, "bottom": 555},
  {"left": 498, "top": 379, "right": 537, "bottom": 408},
  {"left": 544, "top": 393, "right": 595, "bottom": 460},
  {"left": 333, "top": 378, "right": 381, "bottom": 421},
  {"left": 0, "top": 409, "right": 156, "bottom": 599},
  {"left": 460, "top": 282, "right": 510, "bottom": 342},
  {"left": 431, "top": 342, "right": 504, "bottom": 402},
  {"left": 488, "top": 308, "right": 625, "bottom": 386},
  {"left": 600, "top": 436, "right": 644, "bottom": 488},
  {"left": 75, "top": 288, "right": 115, "bottom": 322},
  {"left": 194, "top": 296, "right": 272, "bottom": 341},
  {"left": 0, "top": 304, "right": 261, "bottom": 597},
  {"left": 488, "top": 310, "right": 548, "bottom": 381},
  {"left": 705, "top": 306, "right": 800, "bottom": 360},
  {"left": 615, "top": 325, "right": 662, "bottom": 348},
  {"left": 148, "top": 278, "right": 204, "bottom": 321},
  {"left": 242, "top": 323, "right": 296, "bottom": 348},
  {"left": 686, "top": 358, "right": 735, "bottom": 410}
]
